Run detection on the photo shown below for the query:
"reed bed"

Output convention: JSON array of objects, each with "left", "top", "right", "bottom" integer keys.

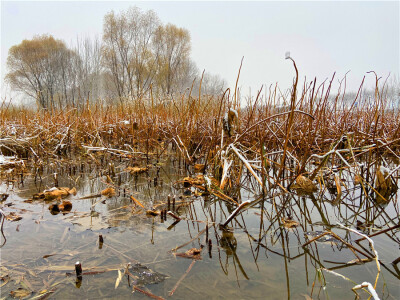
[
  {"left": 1, "top": 70, "right": 399, "bottom": 192},
  {"left": 0, "top": 69, "right": 399, "bottom": 299}
]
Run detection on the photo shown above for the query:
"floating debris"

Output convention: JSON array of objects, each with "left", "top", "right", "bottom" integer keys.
[
  {"left": 281, "top": 217, "right": 299, "bottom": 229},
  {"left": 129, "top": 263, "right": 167, "bottom": 286},
  {"left": 5, "top": 212, "right": 22, "bottom": 222},
  {"left": 146, "top": 210, "right": 160, "bottom": 217},
  {"left": 101, "top": 187, "right": 116, "bottom": 198},
  {"left": 9, "top": 288, "right": 31, "bottom": 299},
  {"left": 175, "top": 247, "right": 203, "bottom": 260},
  {"left": 33, "top": 187, "right": 76, "bottom": 201},
  {"left": 126, "top": 166, "right": 149, "bottom": 175}
]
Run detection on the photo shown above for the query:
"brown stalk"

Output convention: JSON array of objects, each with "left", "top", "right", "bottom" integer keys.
[{"left": 276, "top": 55, "right": 299, "bottom": 184}]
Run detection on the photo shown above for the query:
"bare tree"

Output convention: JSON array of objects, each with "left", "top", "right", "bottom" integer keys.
[
  {"left": 102, "top": 7, "right": 160, "bottom": 100},
  {"left": 199, "top": 72, "right": 227, "bottom": 95},
  {"left": 6, "top": 7, "right": 226, "bottom": 107},
  {"left": 74, "top": 36, "right": 103, "bottom": 103},
  {"left": 153, "top": 23, "right": 191, "bottom": 95},
  {"left": 6, "top": 35, "right": 77, "bottom": 108}
]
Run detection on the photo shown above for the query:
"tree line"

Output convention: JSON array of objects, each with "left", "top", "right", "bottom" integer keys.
[{"left": 5, "top": 6, "right": 226, "bottom": 108}]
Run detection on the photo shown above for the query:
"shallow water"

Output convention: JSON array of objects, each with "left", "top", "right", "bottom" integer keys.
[{"left": 0, "top": 156, "right": 399, "bottom": 299}]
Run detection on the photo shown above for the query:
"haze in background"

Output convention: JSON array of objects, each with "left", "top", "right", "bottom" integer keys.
[{"left": 1, "top": 1, "right": 399, "bottom": 103}]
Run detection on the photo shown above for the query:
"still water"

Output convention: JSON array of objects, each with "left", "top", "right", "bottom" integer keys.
[{"left": 0, "top": 155, "right": 399, "bottom": 299}]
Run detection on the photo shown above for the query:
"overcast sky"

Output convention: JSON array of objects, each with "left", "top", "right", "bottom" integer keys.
[{"left": 1, "top": 1, "right": 399, "bottom": 102}]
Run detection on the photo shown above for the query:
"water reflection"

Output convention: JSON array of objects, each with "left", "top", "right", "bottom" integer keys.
[{"left": 0, "top": 156, "right": 399, "bottom": 299}]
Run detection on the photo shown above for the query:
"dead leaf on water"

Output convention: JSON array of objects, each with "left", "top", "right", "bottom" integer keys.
[
  {"left": 126, "top": 166, "right": 148, "bottom": 175},
  {"left": 5, "top": 212, "right": 22, "bottom": 222},
  {"left": 101, "top": 187, "right": 116, "bottom": 198},
  {"left": 175, "top": 247, "right": 203, "bottom": 260},
  {"left": 0, "top": 275, "right": 10, "bottom": 288},
  {"left": 10, "top": 288, "right": 31, "bottom": 299},
  {"left": 68, "top": 187, "right": 77, "bottom": 196},
  {"left": 33, "top": 187, "right": 76, "bottom": 201},
  {"left": 281, "top": 217, "right": 299, "bottom": 229},
  {"left": 146, "top": 210, "right": 160, "bottom": 217}
]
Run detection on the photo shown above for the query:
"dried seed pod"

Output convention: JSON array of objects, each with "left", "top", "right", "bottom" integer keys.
[
  {"left": 375, "top": 165, "right": 397, "bottom": 203},
  {"left": 223, "top": 108, "right": 239, "bottom": 137},
  {"left": 354, "top": 174, "right": 363, "bottom": 185},
  {"left": 294, "top": 175, "right": 318, "bottom": 194},
  {"left": 334, "top": 175, "right": 342, "bottom": 196}
]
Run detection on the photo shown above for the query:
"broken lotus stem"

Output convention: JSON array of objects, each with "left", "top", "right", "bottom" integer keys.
[{"left": 221, "top": 200, "right": 252, "bottom": 227}]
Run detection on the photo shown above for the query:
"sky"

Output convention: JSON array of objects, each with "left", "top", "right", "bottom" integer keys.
[{"left": 1, "top": 1, "right": 399, "bottom": 103}]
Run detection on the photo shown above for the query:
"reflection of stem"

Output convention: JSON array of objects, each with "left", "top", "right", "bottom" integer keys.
[
  {"left": 255, "top": 204, "right": 264, "bottom": 267},
  {"left": 390, "top": 262, "right": 400, "bottom": 279},
  {"left": 355, "top": 223, "right": 400, "bottom": 243},
  {"left": 232, "top": 256, "right": 240, "bottom": 287},
  {"left": 151, "top": 218, "right": 154, "bottom": 244},
  {"left": 217, "top": 247, "right": 228, "bottom": 275},
  {"left": 310, "top": 194, "right": 330, "bottom": 226},
  {"left": 0, "top": 209, "right": 6, "bottom": 248},
  {"left": 169, "top": 228, "right": 206, "bottom": 252},
  {"left": 166, "top": 220, "right": 180, "bottom": 231},
  {"left": 305, "top": 252, "right": 309, "bottom": 286},
  {"left": 337, "top": 223, "right": 381, "bottom": 290},
  {"left": 280, "top": 228, "right": 290, "bottom": 299},
  {"left": 302, "top": 232, "right": 330, "bottom": 247},
  {"left": 169, "top": 260, "right": 196, "bottom": 297},
  {"left": 302, "top": 248, "right": 325, "bottom": 269},
  {"left": 231, "top": 242, "right": 249, "bottom": 280},
  {"left": 328, "top": 231, "right": 370, "bottom": 259}
]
